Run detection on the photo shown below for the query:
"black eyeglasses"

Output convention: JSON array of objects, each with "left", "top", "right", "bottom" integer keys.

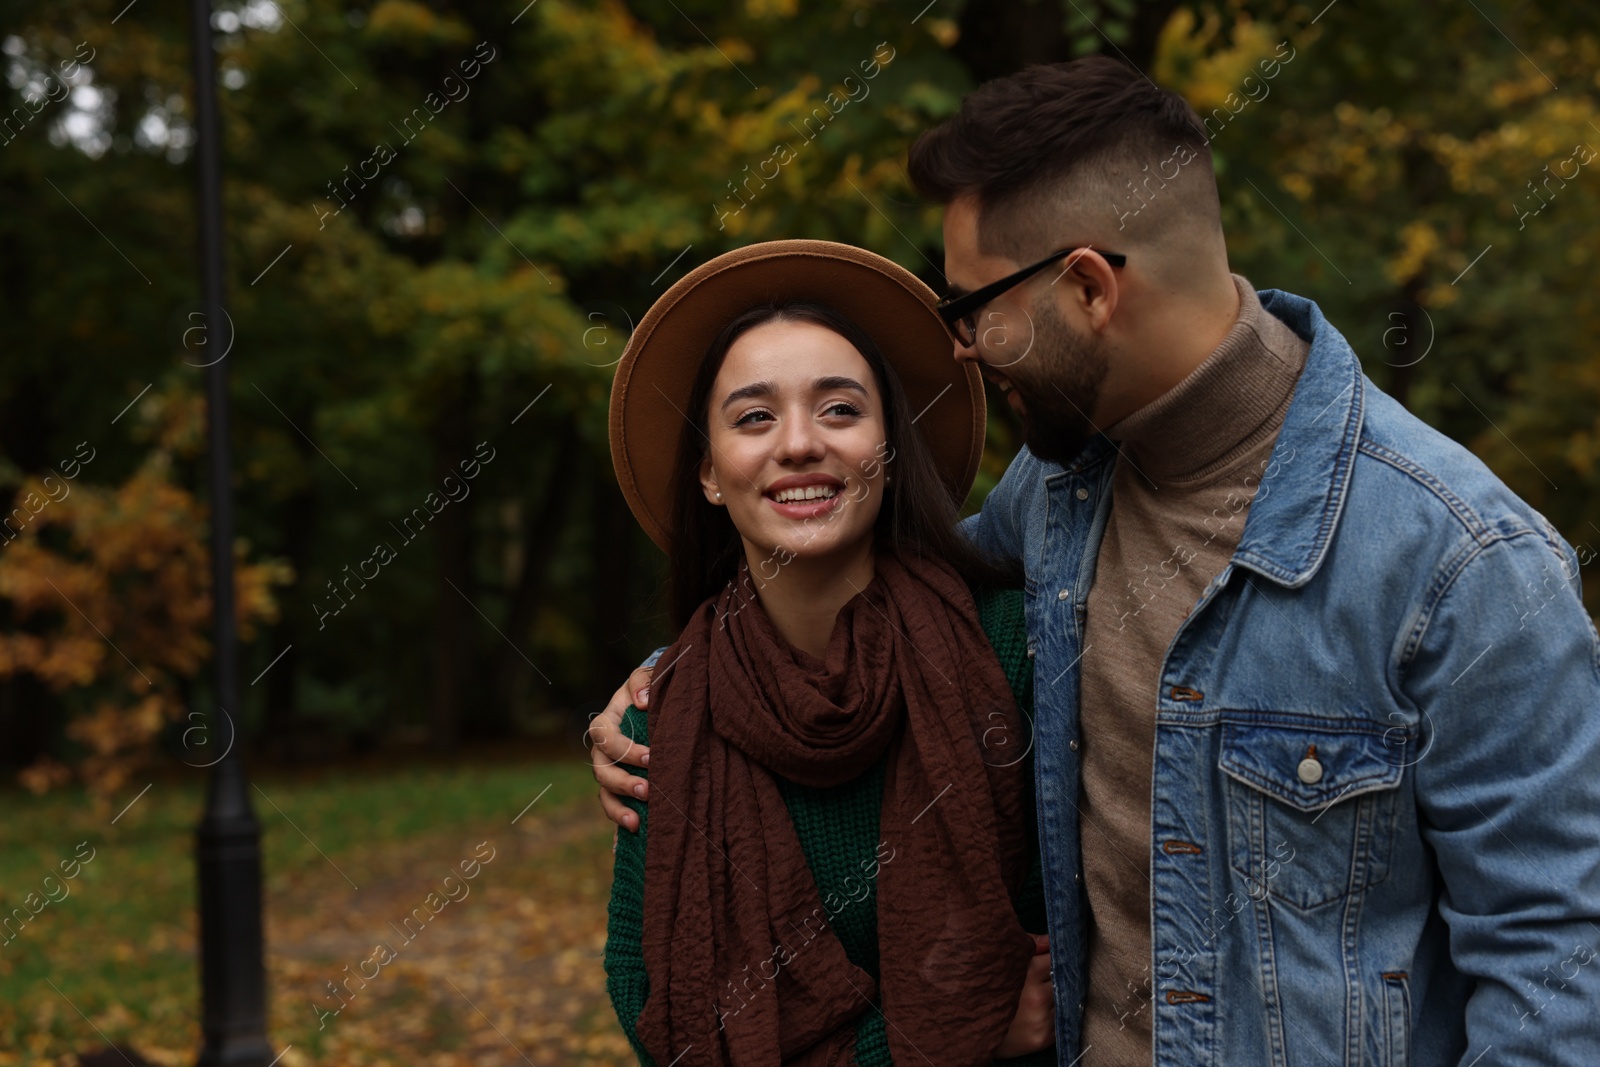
[{"left": 935, "top": 245, "right": 1127, "bottom": 347}]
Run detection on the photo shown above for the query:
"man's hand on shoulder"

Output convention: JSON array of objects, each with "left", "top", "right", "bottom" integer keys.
[{"left": 590, "top": 664, "right": 654, "bottom": 831}]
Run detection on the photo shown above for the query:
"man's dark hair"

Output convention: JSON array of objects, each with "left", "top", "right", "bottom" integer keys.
[{"left": 908, "top": 57, "right": 1220, "bottom": 264}]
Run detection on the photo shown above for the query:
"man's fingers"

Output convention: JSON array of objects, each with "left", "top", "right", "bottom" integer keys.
[
  {"left": 595, "top": 755, "right": 648, "bottom": 799},
  {"left": 588, "top": 677, "right": 650, "bottom": 768},
  {"left": 600, "top": 788, "right": 641, "bottom": 832},
  {"left": 592, "top": 663, "right": 659, "bottom": 831},
  {"left": 591, "top": 724, "right": 649, "bottom": 769},
  {"left": 628, "top": 665, "right": 654, "bottom": 708}
]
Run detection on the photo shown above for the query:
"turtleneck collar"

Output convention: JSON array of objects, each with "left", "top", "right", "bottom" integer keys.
[{"left": 1104, "top": 273, "right": 1309, "bottom": 489}]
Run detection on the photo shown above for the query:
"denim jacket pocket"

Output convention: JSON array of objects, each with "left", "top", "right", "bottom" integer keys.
[{"left": 1218, "top": 716, "right": 1405, "bottom": 910}]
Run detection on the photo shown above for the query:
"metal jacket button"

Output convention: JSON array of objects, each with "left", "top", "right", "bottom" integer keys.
[{"left": 1297, "top": 746, "right": 1324, "bottom": 784}]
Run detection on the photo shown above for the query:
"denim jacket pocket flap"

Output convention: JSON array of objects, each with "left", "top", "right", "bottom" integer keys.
[{"left": 1218, "top": 719, "right": 1402, "bottom": 814}]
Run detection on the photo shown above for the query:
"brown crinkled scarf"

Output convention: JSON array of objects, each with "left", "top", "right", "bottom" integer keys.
[{"left": 635, "top": 551, "right": 1036, "bottom": 1066}]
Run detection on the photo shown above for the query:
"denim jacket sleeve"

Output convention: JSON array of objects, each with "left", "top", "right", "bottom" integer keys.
[
  {"left": 1403, "top": 528, "right": 1600, "bottom": 1061},
  {"left": 959, "top": 447, "right": 1038, "bottom": 567}
]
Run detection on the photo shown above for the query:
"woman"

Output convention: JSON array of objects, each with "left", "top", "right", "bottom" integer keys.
[{"left": 603, "top": 240, "right": 1054, "bottom": 1066}]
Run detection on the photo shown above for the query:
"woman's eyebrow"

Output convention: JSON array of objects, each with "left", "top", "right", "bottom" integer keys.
[
  {"left": 720, "top": 377, "right": 867, "bottom": 411},
  {"left": 720, "top": 380, "right": 775, "bottom": 411},
  {"left": 814, "top": 376, "right": 868, "bottom": 396}
]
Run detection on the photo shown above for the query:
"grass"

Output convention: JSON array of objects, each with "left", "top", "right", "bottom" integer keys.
[{"left": 0, "top": 743, "right": 639, "bottom": 1066}]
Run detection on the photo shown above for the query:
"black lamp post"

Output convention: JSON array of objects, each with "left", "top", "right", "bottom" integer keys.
[{"left": 188, "top": 0, "right": 272, "bottom": 1063}]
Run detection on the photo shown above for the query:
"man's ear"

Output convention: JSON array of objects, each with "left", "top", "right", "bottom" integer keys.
[
  {"left": 1053, "top": 249, "right": 1120, "bottom": 334},
  {"left": 699, "top": 454, "right": 723, "bottom": 505}
]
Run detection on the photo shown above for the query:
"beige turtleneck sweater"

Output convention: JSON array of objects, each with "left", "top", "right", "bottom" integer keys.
[{"left": 1076, "top": 276, "right": 1310, "bottom": 1064}]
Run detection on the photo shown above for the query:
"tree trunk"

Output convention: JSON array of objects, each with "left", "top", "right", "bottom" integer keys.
[
  {"left": 587, "top": 475, "right": 638, "bottom": 695},
  {"left": 1386, "top": 274, "right": 1428, "bottom": 411},
  {"left": 263, "top": 429, "right": 318, "bottom": 760},
  {"left": 430, "top": 371, "right": 477, "bottom": 751},
  {"left": 1388, "top": 135, "right": 1446, "bottom": 411},
  {"left": 0, "top": 672, "right": 52, "bottom": 772},
  {"left": 491, "top": 429, "right": 579, "bottom": 726}
]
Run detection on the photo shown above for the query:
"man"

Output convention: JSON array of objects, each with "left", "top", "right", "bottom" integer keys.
[{"left": 591, "top": 56, "right": 1600, "bottom": 1065}]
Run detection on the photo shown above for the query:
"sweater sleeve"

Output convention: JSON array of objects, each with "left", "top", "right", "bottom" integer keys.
[{"left": 604, "top": 706, "right": 659, "bottom": 1067}]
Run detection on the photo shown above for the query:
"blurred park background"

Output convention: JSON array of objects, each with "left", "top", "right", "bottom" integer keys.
[{"left": 2, "top": 0, "right": 1598, "bottom": 1063}]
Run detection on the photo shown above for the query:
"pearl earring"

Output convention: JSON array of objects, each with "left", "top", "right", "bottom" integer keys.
[{"left": 714, "top": 490, "right": 723, "bottom": 501}]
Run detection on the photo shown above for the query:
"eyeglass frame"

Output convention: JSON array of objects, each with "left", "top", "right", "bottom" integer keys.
[{"left": 935, "top": 245, "right": 1127, "bottom": 346}]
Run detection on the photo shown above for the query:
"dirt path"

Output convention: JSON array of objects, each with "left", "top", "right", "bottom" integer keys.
[{"left": 261, "top": 804, "right": 638, "bottom": 1066}]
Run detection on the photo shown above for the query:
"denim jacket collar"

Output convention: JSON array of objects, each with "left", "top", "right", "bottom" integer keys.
[
  {"left": 1228, "top": 288, "right": 1366, "bottom": 590},
  {"left": 1048, "top": 288, "right": 1366, "bottom": 589}
]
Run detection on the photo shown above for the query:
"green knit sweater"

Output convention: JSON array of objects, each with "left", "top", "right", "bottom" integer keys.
[{"left": 603, "top": 585, "right": 1056, "bottom": 1067}]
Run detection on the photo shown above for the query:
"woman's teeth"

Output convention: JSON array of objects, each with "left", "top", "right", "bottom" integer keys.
[{"left": 771, "top": 485, "right": 839, "bottom": 503}]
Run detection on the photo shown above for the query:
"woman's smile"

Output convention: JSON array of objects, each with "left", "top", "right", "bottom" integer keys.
[{"left": 764, "top": 473, "right": 847, "bottom": 520}]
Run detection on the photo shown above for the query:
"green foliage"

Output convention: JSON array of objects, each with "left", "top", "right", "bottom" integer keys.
[
  {"left": 1155, "top": 2, "right": 1600, "bottom": 603},
  {"left": 2, "top": 0, "right": 1597, "bottom": 777},
  {"left": 0, "top": 0, "right": 981, "bottom": 764}
]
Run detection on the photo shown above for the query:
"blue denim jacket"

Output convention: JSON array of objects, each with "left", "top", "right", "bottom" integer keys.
[{"left": 960, "top": 288, "right": 1600, "bottom": 1066}]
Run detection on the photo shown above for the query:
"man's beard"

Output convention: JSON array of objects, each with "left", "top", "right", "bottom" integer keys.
[{"left": 1005, "top": 298, "right": 1109, "bottom": 467}]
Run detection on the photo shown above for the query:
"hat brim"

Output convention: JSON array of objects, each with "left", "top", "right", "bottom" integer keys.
[{"left": 609, "top": 239, "right": 985, "bottom": 554}]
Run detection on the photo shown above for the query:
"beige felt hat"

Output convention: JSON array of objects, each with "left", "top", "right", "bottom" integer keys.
[{"left": 608, "top": 239, "right": 985, "bottom": 553}]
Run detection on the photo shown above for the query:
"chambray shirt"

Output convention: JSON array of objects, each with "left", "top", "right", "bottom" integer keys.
[{"left": 959, "top": 288, "right": 1600, "bottom": 1066}]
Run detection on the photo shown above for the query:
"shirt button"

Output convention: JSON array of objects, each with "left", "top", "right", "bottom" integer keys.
[
  {"left": 1026, "top": 647, "right": 1036, "bottom": 659},
  {"left": 1074, "top": 871, "right": 1082, "bottom": 883},
  {"left": 1075, "top": 487, "right": 1089, "bottom": 500},
  {"left": 1297, "top": 756, "right": 1324, "bottom": 784},
  {"left": 1068, "top": 738, "right": 1079, "bottom": 751},
  {"left": 1057, "top": 588, "right": 1070, "bottom": 601}
]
